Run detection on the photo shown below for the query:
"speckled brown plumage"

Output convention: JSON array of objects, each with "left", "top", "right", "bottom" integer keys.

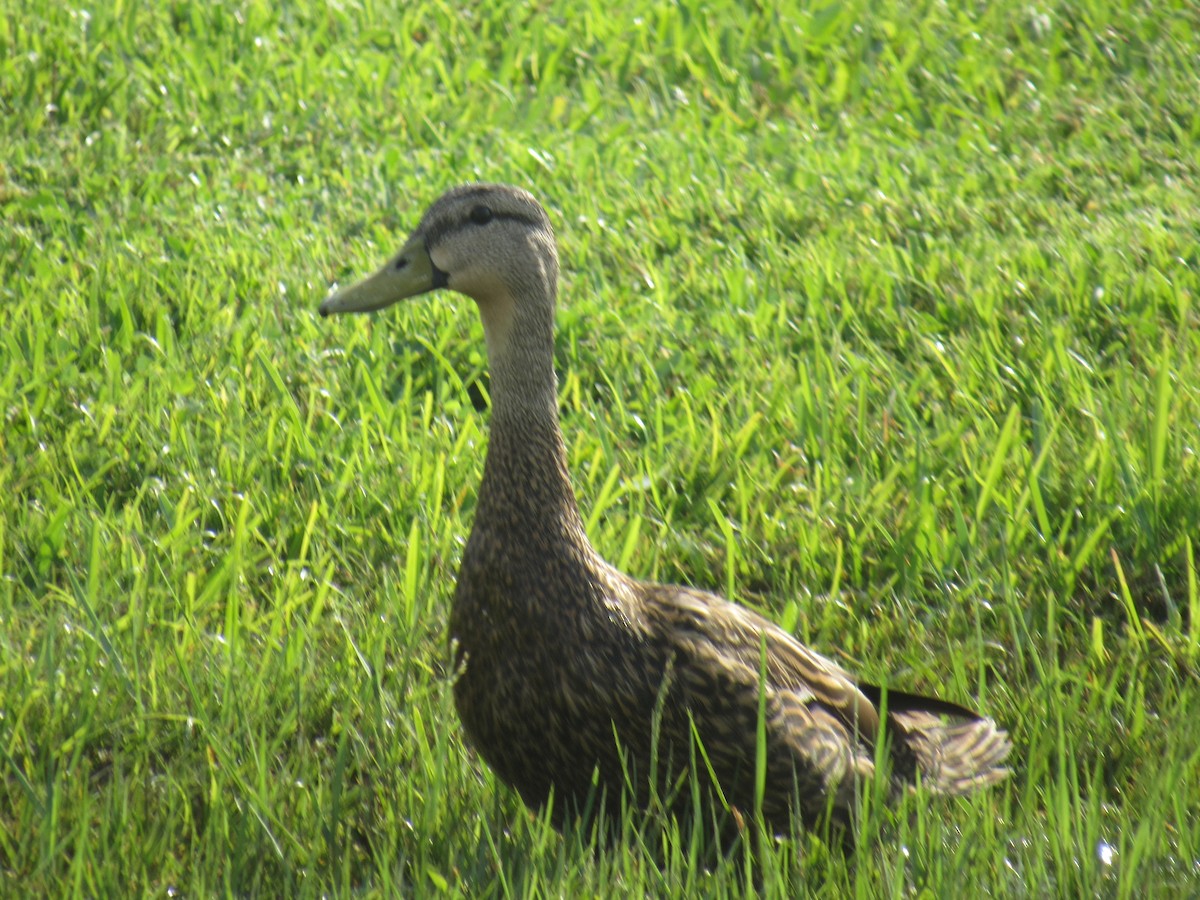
[{"left": 319, "top": 183, "right": 1011, "bottom": 839}]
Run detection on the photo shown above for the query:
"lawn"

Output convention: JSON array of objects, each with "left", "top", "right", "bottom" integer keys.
[{"left": 2, "top": 0, "right": 1198, "bottom": 895}]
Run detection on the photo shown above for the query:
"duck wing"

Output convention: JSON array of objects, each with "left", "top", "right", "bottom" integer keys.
[{"left": 641, "top": 584, "right": 1010, "bottom": 801}]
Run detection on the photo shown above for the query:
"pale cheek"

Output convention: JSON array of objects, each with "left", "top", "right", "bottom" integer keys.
[
  {"left": 429, "top": 245, "right": 451, "bottom": 271},
  {"left": 451, "top": 270, "right": 508, "bottom": 299},
  {"left": 428, "top": 242, "right": 503, "bottom": 300}
]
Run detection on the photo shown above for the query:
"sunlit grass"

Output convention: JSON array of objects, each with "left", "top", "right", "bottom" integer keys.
[{"left": 2, "top": 0, "right": 1198, "bottom": 894}]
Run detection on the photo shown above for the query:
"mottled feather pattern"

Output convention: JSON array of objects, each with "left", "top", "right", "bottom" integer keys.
[{"left": 327, "top": 183, "right": 1012, "bottom": 841}]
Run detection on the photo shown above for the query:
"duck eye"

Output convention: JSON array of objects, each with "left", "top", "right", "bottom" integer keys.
[{"left": 469, "top": 204, "right": 494, "bottom": 225}]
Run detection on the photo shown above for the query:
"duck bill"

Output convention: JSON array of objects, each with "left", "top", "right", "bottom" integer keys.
[{"left": 318, "top": 236, "right": 445, "bottom": 317}]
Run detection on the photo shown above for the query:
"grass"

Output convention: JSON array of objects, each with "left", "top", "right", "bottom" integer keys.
[{"left": 2, "top": 0, "right": 1198, "bottom": 894}]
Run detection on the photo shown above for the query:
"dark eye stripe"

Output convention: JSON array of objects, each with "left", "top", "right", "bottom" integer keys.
[
  {"left": 469, "top": 209, "right": 537, "bottom": 227},
  {"left": 428, "top": 211, "right": 537, "bottom": 244}
]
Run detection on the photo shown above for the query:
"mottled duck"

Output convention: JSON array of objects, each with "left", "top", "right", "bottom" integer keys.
[{"left": 319, "top": 184, "right": 1010, "bottom": 839}]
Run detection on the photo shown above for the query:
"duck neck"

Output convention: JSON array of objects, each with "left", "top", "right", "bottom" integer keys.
[{"left": 473, "top": 288, "right": 590, "bottom": 552}]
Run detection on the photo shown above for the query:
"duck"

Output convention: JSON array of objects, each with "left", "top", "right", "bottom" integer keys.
[{"left": 318, "top": 183, "right": 1011, "bottom": 840}]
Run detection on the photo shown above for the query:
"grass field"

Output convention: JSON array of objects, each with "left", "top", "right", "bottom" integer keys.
[{"left": 3, "top": 0, "right": 1199, "bottom": 895}]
